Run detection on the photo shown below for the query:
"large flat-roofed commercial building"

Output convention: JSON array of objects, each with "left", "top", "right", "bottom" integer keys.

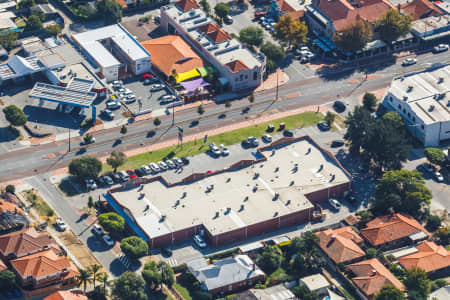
[
  {"left": 72, "top": 24, "right": 151, "bottom": 82},
  {"left": 107, "top": 136, "right": 352, "bottom": 249},
  {"left": 160, "top": 0, "right": 265, "bottom": 92},
  {"left": 382, "top": 65, "right": 450, "bottom": 146}
]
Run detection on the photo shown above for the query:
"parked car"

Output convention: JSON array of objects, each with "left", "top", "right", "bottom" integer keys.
[
  {"left": 149, "top": 162, "right": 160, "bottom": 173},
  {"left": 160, "top": 95, "right": 176, "bottom": 102},
  {"left": 126, "top": 169, "right": 137, "bottom": 179},
  {"left": 173, "top": 157, "right": 183, "bottom": 166},
  {"left": 151, "top": 84, "right": 165, "bottom": 91},
  {"left": 333, "top": 100, "right": 346, "bottom": 111},
  {"left": 141, "top": 165, "right": 152, "bottom": 174},
  {"left": 103, "top": 234, "right": 114, "bottom": 246},
  {"left": 125, "top": 95, "right": 136, "bottom": 103},
  {"left": 246, "top": 136, "right": 259, "bottom": 147},
  {"left": 158, "top": 161, "right": 169, "bottom": 170},
  {"left": 92, "top": 224, "right": 104, "bottom": 236},
  {"left": 422, "top": 163, "right": 435, "bottom": 173},
  {"left": 103, "top": 176, "right": 114, "bottom": 185},
  {"left": 165, "top": 159, "right": 176, "bottom": 169},
  {"left": 101, "top": 109, "right": 114, "bottom": 119},
  {"left": 56, "top": 218, "right": 67, "bottom": 231},
  {"left": 181, "top": 157, "right": 190, "bottom": 165},
  {"left": 220, "top": 144, "right": 229, "bottom": 156},
  {"left": 318, "top": 121, "right": 330, "bottom": 131},
  {"left": 106, "top": 100, "right": 121, "bottom": 110},
  {"left": 135, "top": 168, "right": 145, "bottom": 177},
  {"left": 434, "top": 44, "right": 449, "bottom": 53},
  {"left": 111, "top": 172, "right": 121, "bottom": 183},
  {"left": 85, "top": 179, "right": 97, "bottom": 190},
  {"left": 193, "top": 235, "right": 207, "bottom": 248},
  {"left": 209, "top": 142, "right": 221, "bottom": 156},
  {"left": 262, "top": 134, "right": 272, "bottom": 143},
  {"left": 283, "top": 129, "right": 294, "bottom": 137},
  {"left": 331, "top": 140, "right": 345, "bottom": 147},
  {"left": 435, "top": 171, "right": 444, "bottom": 182},
  {"left": 118, "top": 170, "right": 130, "bottom": 182},
  {"left": 80, "top": 136, "right": 96, "bottom": 145},
  {"left": 224, "top": 15, "right": 233, "bottom": 24},
  {"left": 162, "top": 247, "right": 173, "bottom": 257},
  {"left": 328, "top": 198, "right": 341, "bottom": 210},
  {"left": 402, "top": 58, "right": 417, "bottom": 66}
]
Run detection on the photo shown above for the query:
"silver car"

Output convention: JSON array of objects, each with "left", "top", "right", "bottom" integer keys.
[
  {"left": 158, "top": 161, "right": 168, "bottom": 170},
  {"left": 149, "top": 162, "right": 160, "bottom": 173},
  {"left": 165, "top": 159, "right": 176, "bottom": 169},
  {"left": 151, "top": 84, "right": 165, "bottom": 91}
]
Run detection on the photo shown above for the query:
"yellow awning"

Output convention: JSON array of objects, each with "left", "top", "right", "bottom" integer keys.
[{"left": 175, "top": 69, "right": 201, "bottom": 83}]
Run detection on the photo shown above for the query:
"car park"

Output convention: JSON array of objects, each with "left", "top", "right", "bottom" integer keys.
[
  {"left": 85, "top": 179, "right": 97, "bottom": 190},
  {"left": 435, "top": 171, "right": 444, "bottom": 182},
  {"left": 318, "top": 121, "right": 330, "bottom": 131},
  {"left": 92, "top": 224, "right": 104, "bottom": 235},
  {"left": 103, "top": 234, "right": 114, "bottom": 246},
  {"left": 434, "top": 44, "right": 449, "bottom": 53},
  {"left": 333, "top": 100, "right": 346, "bottom": 111},
  {"left": 118, "top": 170, "right": 130, "bottom": 182},
  {"left": 283, "top": 129, "right": 294, "bottom": 137},
  {"left": 149, "top": 162, "right": 161, "bottom": 173},
  {"left": 209, "top": 142, "right": 221, "bottom": 156},
  {"left": 141, "top": 165, "right": 152, "bottom": 175},
  {"left": 173, "top": 157, "right": 183, "bottom": 166},
  {"left": 126, "top": 169, "right": 137, "bottom": 179},
  {"left": 262, "top": 134, "right": 272, "bottom": 143},
  {"left": 158, "top": 161, "right": 169, "bottom": 170},
  {"left": 151, "top": 84, "right": 165, "bottom": 91},
  {"left": 103, "top": 175, "right": 114, "bottom": 185},
  {"left": 220, "top": 144, "right": 229, "bottom": 156},
  {"left": 402, "top": 58, "right": 417, "bottom": 66},
  {"left": 328, "top": 198, "right": 341, "bottom": 210},
  {"left": 56, "top": 217, "right": 67, "bottom": 231},
  {"left": 193, "top": 234, "right": 207, "bottom": 248},
  {"left": 331, "top": 140, "right": 345, "bottom": 147}
]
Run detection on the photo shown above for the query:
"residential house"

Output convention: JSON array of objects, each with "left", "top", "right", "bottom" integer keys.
[
  {"left": 360, "top": 213, "right": 429, "bottom": 250},
  {"left": 0, "top": 211, "right": 29, "bottom": 234},
  {"left": 398, "top": 241, "right": 450, "bottom": 275},
  {"left": 0, "top": 200, "right": 24, "bottom": 215},
  {"left": 316, "top": 226, "right": 365, "bottom": 264},
  {"left": 10, "top": 249, "right": 79, "bottom": 290},
  {"left": 347, "top": 258, "right": 405, "bottom": 299},
  {"left": 400, "top": 0, "right": 443, "bottom": 21},
  {"left": 0, "top": 227, "right": 58, "bottom": 261},
  {"left": 233, "top": 284, "right": 295, "bottom": 299},
  {"left": 276, "top": 0, "right": 305, "bottom": 21},
  {"left": 187, "top": 255, "right": 265, "bottom": 295},
  {"left": 44, "top": 290, "right": 88, "bottom": 300},
  {"left": 299, "top": 273, "right": 331, "bottom": 297}
]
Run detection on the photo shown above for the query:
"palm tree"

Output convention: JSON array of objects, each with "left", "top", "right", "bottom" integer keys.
[
  {"left": 88, "top": 264, "right": 101, "bottom": 289},
  {"left": 76, "top": 269, "right": 92, "bottom": 293},
  {"left": 98, "top": 272, "right": 110, "bottom": 294}
]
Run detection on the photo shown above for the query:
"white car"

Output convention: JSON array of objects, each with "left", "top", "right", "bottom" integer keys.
[
  {"left": 106, "top": 101, "right": 121, "bottom": 110},
  {"left": 262, "top": 134, "right": 272, "bottom": 143},
  {"left": 435, "top": 171, "right": 444, "bottom": 182},
  {"left": 151, "top": 84, "right": 165, "bottom": 91},
  {"left": 402, "top": 58, "right": 417, "bottom": 66},
  {"left": 85, "top": 179, "right": 97, "bottom": 190},
  {"left": 165, "top": 160, "right": 176, "bottom": 169},
  {"left": 209, "top": 142, "right": 221, "bottom": 156},
  {"left": 103, "top": 176, "right": 114, "bottom": 185},
  {"left": 434, "top": 44, "right": 449, "bottom": 53},
  {"left": 102, "top": 109, "right": 114, "bottom": 119},
  {"left": 56, "top": 218, "right": 67, "bottom": 231},
  {"left": 160, "top": 95, "right": 176, "bottom": 102},
  {"left": 103, "top": 234, "right": 114, "bottom": 246},
  {"left": 220, "top": 144, "right": 229, "bottom": 156},
  {"left": 173, "top": 157, "right": 183, "bottom": 166},
  {"left": 193, "top": 235, "right": 206, "bottom": 248},
  {"left": 141, "top": 165, "right": 152, "bottom": 175},
  {"left": 124, "top": 95, "right": 136, "bottom": 103},
  {"left": 328, "top": 198, "right": 341, "bottom": 211},
  {"left": 149, "top": 162, "right": 160, "bottom": 173},
  {"left": 92, "top": 224, "right": 104, "bottom": 236},
  {"left": 158, "top": 161, "right": 168, "bottom": 170}
]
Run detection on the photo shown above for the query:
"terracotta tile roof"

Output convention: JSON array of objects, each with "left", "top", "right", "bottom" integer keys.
[
  {"left": 225, "top": 60, "right": 249, "bottom": 73},
  {"left": 11, "top": 249, "right": 79, "bottom": 280},
  {"left": 0, "top": 227, "right": 56, "bottom": 258},
  {"left": 198, "top": 23, "right": 231, "bottom": 43},
  {"left": 0, "top": 259, "right": 7, "bottom": 271},
  {"left": 401, "top": 0, "right": 443, "bottom": 20},
  {"left": 398, "top": 241, "right": 450, "bottom": 273},
  {"left": 176, "top": 0, "right": 199, "bottom": 11},
  {"left": 347, "top": 258, "right": 405, "bottom": 298},
  {"left": 44, "top": 290, "right": 88, "bottom": 300},
  {"left": 360, "top": 213, "right": 429, "bottom": 247},
  {"left": 0, "top": 200, "right": 24, "bottom": 215},
  {"left": 316, "top": 226, "right": 365, "bottom": 264},
  {"left": 312, "top": 0, "right": 394, "bottom": 31},
  {"left": 112, "top": 0, "right": 127, "bottom": 8},
  {"left": 277, "top": 0, "right": 305, "bottom": 19},
  {"left": 141, "top": 35, "right": 206, "bottom": 77}
]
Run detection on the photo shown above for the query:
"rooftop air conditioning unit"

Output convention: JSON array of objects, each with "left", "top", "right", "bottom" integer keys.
[{"left": 429, "top": 105, "right": 435, "bottom": 111}]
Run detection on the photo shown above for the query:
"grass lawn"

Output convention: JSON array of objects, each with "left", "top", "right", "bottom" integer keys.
[
  {"left": 265, "top": 267, "right": 288, "bottom": 285},
  {"left": 102, "top": 111, "right": 325, "bottom": 173},
  {"left": 173, "top": 282, "right": 192, "bottom": 300},
  {"left": 23, "top": 190, "right": 54, "bottom": 218}
]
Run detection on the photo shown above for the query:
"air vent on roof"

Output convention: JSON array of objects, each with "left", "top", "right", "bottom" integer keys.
[
  {"left": 408, "top": 85, "right": 413, "bottom": 92},
  {"left": 214, "top": 211, "right": 219, "bottom": 219},
  {"left": 403, "top": 96, "right": 408, "bottom": 101},
  {"left": 429, "top": 105, "right": 435, "bottom": 111},
  {"left": 286, "top": 200, "right": 291, "bottom": 206},
  {"left": 438, "top": 77, "right": 444, "bottom": 83},
  {"left": 239, "top": 204, "right": 244, "bottom": 211}
]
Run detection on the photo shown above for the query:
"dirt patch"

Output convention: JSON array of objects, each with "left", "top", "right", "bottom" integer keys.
[{"left": 58, "top": 231, "right": 103, "bottom": 270}]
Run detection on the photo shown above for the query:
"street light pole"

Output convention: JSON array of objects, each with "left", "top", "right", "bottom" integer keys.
[{"left": 172, "top": 105, "right": 175, "bottom": 126}]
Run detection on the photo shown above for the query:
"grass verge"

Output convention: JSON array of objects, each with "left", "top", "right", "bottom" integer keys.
[
  {"left": 23, "top": 190, "right": 54, "bottom": 218},
  {"left": 102, "top": 111, "right": 324, "bottom": 173},
  {"left": 173, "top": 282, "right": 192, "bottom": 300}
]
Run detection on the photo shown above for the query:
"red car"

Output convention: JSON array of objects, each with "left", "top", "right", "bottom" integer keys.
[
  {"left": 126, "top": 169, "right": 137, "bottom": 179},
  {"left": 142, "top": 73, "right": 154, "bottom": 80}
]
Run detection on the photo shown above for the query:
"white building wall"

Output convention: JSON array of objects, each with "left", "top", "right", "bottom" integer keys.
[
  {"left": 103, "top": 65, "right": 119, "bottom": 82},
  {"left": 135, "top": 57, "right": 151, "bottom": 75}
]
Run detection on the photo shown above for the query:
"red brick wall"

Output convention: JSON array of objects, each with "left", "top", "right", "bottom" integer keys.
[
  {"left": 209, "top": 274, "right": 265, "bottom": 295},
  {"left": 305, "top": 182, "right": 352, "bottom": 204}
]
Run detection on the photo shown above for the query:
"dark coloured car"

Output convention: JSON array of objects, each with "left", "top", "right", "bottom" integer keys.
[
  {"left": 110, "top": 173, "right": 121, "bottom": 183},
  {"left": 283, "top": 129, "right": 294, "bottom": 137},
  {"left": 318, "top": 121, "right": 330, "bottom": 131},
  {"left": 162, "top": 247, "right": 173, "bottom": 257},
  {"left": 333, "top": 100, "right": 346, "bottom": 112},
  {"left": 134, "top": 168, "right": 145, "bottom": 177},
  {"left": 181, "top": 157, "right": 190, "bottom": 165},
  {"left": 267, "top": 124, "right": 275, "bottom": 132},
  {"left": 331, "top": 140, "right": 345, "bottom": 147}
]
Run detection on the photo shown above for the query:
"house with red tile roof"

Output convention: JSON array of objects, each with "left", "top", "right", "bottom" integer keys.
[
  {"left": 277, "top": 0, "right": 305, "bottom": 21},
  {"left": 0, "top": 227, "right": 58, "bottom": 261},
  {"left": 44, "top": 290, "right": 88, "bottom": 300},
  {"left": 360, "top": 213, "right": 429, "bottom": 250},
  {"left": 347, "top": 258, "right": 405, "bottom": 299},
  {"left": 316, "top": 226, "right": 365, "bottom": 264},
  {"left": 398, "top": 241, "right": 450, "bottom": 274},
  {"left": 10, "top": 249, "right": 79, "bottom": 290},
  {"left": 0, "top": 258, "right": 7, "bottom": 271},
  {"left": 0, "top": 200, "right": 24, "bottom": 215},
  {"left": 400, "top": 0, "right": 444, "bottom": 21}
]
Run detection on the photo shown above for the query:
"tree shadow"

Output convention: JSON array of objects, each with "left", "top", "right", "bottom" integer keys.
[{"left": 0, "top": 126, "right": 19, "bottom": 142}]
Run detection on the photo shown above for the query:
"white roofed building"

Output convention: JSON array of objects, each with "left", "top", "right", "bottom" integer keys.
[
  {"left": 382, "top": 65, "right": 450, "bottom": 146},
  {"left": 72, "top": 24, "right": 151, "bottom": 82}
]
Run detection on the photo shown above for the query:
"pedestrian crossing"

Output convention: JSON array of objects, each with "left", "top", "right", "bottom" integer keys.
[
  {"left": 119, "top": 254, "right": 131, "bottom": 269},
  {"left": 166, "top": 258, "right": 178, "bottom": 267}
]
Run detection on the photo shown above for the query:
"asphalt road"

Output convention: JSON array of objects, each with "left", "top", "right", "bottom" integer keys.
[{"left": 1, "top": 51, "right": 449, "bottom": 183}]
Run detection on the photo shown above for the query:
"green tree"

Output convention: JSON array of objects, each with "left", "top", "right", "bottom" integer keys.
[
  {"left": 26, "top": 12, "right": 44, "bottom": 31},
  {"left": 120, "top": 236, "right": 149, "bottom": 259},
  {"left": 374, "top": 285, "right": 406, "bottom": 300},
  {"left": 266, "top": 59, "right": 276, "bottom": 74},
  {"left": 427, "top": 215, "right": 442, "bottom": 231},
  {"left": 225, "top": 101, "right": 231, "bottom": 108},
  {"left": 292, "top": 286, "right": 319, "bottom": 300},
  {"left": 18, "top": 0, "right": 35, "bottom": 9},
  {"left": 274, "top": 15, "right": 308, "bottom": 48},
  {"left": 159, "top": 262, "right": 174, "bottom": 288},
  {"left": 0, "top": 31, "right": 18, "bottom": 50},
  {"left": 324, "top": 111, "right": 336, "bottom": 126},
  {"left": 153, "top": 118, "right": 161, "bottom": 126},
  {"left": 98, "top": 272, "right": 110, "bottom": 294},
  {"left": 424, "top": 148, "right": 446, "bottom": 166},
  {"left": 261, "top": 42, "right": 285, "bottom": 63},
  {"left": 88, "top": 196, "right": 94, "bottom": 209},
  {"left": 0, "top": 270, "right": 16, "bottom": 292},
  {"left": 69, "top": 156, "right": 102, "bottom": 180},
  {"left": 98, "top": 212, "right": 125, "bottom": 234},
  {"left": 239, "top": 26, "right": 264, "bottom": 47},
  {"left": 5, "top": 184, "right": 15, "bottom": 194},
  {"left": 249, "top": 93, "right": 255, "bottom": 103},
  {"left": 366, "top": 248, "right": 377, "bottom": 258},
  {"left": 83, "top": 133, "right": 94, "bottom": 144},
  {"left": 334, "top": 19, "right": 372, "bottom": 52},
  {"left": 403, "top": 268, "right": 430, "bottom": 300},
  {"left": 96, "top": 0, "right": 122, "bottom": 24},
  {"left": 198, "top": 105, "right": 205, "bottom": 115},
  {"left": 355, "top": 210, "right": 374, "bottom": 227},
  {"left": 142, "top": 261, "right": 161, "bottom": 290},
  {"left": 430, "top": 279, "right": 448, "bottom": 292},
  {"left": 3, "top": 105, "right": 27, "bottom": 126},
  {"left": 377, "top": 9, "right": 412, "bottom": 42},
  {"left": 89, "top": 264, "right": 101, "bottom": 289},
  {"left": 372, "top": 169, "right": 431, "bottom": 215},
  {"left": 363, "top": 92, "right": 377, "bottom": 111},
  {"left": 76, "top": 269, "right": 92, "bottom": 293},
  {"left": 111, "top": 272, "right": 147, "bottom": 300},
  {"left": 45, "top": 24, "right": 61, "bottom": 36},
  {"left": 344, "top": 106, "right": 373, "bottom": 153},
  {"left": 199, "top": 0, "right": 210, "bottom": 13},
  {"left": 106, "top": 151, "right": 126, "bottom": 172},
  {"left": 256, "top": 245, "right": 283, "bottom": 273},
  {"left": 214, "top": 3, "right": 229, "bottom": 21},
  {"left": 120, "top": 125, "right": 127, "bottom": 134}
]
